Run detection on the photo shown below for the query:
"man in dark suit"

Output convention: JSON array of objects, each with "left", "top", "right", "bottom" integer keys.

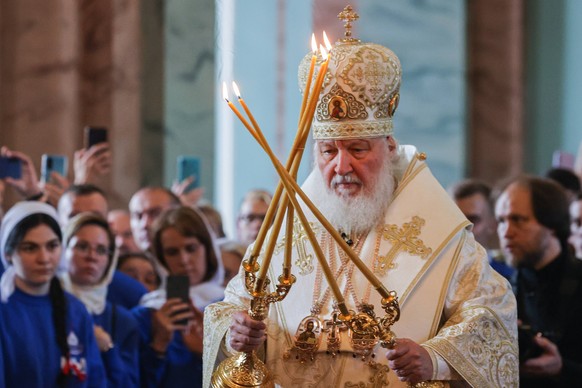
[{"left": 495, "top": 175, "right": 582, "bottom": 387}]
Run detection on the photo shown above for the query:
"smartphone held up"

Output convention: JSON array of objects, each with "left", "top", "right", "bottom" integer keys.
[
  {"left": 166, "top": 275, "right": 191, "bottom": 326},
  {"left": 0, "top": 157, "right": 22, "bottom": 179},
  {"left": 41, "top": 154, "right": 68, "bottom": 183},
  {"left": 84, "top": 126, "right": 108, "bottom": 149},
  {"left": 177, "top": 156, "right": 201, "bottom": 193}
]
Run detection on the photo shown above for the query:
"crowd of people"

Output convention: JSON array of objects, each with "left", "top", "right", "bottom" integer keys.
[
  {"left": 2, "top": 8, "right": 582, "bottom": 388},
  {"left": 0, "top": 142, "right": 270, "bottom": 387}
]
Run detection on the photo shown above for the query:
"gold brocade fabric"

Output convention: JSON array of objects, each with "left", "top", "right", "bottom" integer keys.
[{"left": 202, "top": 146, "right": 518, "bottom": 388}]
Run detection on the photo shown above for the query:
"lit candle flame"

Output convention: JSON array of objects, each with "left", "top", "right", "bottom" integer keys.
[
  {"left": 320, "top": 44, "right": 328, "bottom": 59},
  {"left": 323, "top": 31, "right": 332, "bottom": 51},
  {"left": 232, "top": 81, "right": 241, "bottom": 99},
  {"left": 311, "top": 33, "right": 317, "bottom": 54},
  {"left": 222, "top": 82, "right": 229, "bottom": 102}
]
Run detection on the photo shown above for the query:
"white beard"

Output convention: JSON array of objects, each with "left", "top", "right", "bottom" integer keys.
[{"left": 310, "top": 159, "right": 395, "bottom": 235}]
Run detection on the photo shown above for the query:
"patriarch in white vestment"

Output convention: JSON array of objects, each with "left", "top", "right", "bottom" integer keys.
[{"left": 204, "top": 6, "right": 518, "bottom": 388}]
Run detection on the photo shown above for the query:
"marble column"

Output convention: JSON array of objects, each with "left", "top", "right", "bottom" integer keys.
[
  {"left": 467, "top": 0, "right": 524, "bottom": 184},
  {"left": 163, "top": 0, "right": 216, "bottom": 201},
  {"left": 0, "top": 0, "right": 142, "bottom": 209},
  {"left": 79, "top": 0, "right": 142, "bottom": 207},
  {"left": 0, "top": 0, "right": 80, "bottom": 206}
]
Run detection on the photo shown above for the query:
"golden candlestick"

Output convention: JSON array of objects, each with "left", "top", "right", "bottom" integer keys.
[{"left": 211, "top": 271, "right": 292, "bottom": 388}]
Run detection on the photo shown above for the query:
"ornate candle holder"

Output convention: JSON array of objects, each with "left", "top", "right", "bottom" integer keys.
[
  {"left": 211, "top": 260, "right": 296, "bottom": 388},
  {"left": 346, "top": 291, "right": 400, "bottom": 360}
]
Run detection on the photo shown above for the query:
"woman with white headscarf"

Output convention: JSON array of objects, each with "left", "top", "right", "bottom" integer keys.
[
  {"left": 134, "top": 205, "right": 224, "bottom": 387},
  {"left": 61, "top": 212, "right": 140, "bottom": 387},
  {"left": 0, "top": 201, "right": 106, "bottom": 387}
]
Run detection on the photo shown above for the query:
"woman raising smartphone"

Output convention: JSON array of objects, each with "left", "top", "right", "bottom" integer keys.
[
  {"left": 0, "top": 201, "right": 105, "bottom": 387},
  {"left": 134, "top": 206, "right": 224, "bottom": 387}
]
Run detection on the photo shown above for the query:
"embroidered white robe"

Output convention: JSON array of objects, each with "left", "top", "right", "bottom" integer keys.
[{"left": 203, "top": 146, "right": 518, "bottom": 388}]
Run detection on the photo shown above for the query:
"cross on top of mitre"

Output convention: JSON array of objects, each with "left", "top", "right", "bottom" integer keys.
[{"left": 338, "top": 5, "right": 360, "bottom": 43}]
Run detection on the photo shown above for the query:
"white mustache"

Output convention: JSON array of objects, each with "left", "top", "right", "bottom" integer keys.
[{"left": 331, "top": 174, "right": 362, "bottom": 188}]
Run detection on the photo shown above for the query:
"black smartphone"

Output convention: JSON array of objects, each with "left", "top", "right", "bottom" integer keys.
[
  {"left": 518, "top": 325, "right": 542, "bottom": 362},
  {"left": 0, "top": 157, "right": 22, "bottom": 179},
  {"left": 177, "top": 155, "right": 201, "bottom": 192},
  {"left": 41, "top": 154, "right": 68, "bottom": 183},
  {"left": 166, "top": 275, "right": 190, "bottom": 325},
  {"left": 84, "top": 126, "right": 108, "bottom": 149}
]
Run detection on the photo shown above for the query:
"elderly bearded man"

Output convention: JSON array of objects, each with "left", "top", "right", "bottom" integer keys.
[{"left": 203, "top": 8, "right": 518, "bottom": 388}]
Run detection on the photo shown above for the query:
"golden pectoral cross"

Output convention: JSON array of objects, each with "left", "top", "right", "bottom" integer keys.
[
  {"left": 323, "top": 308, "right": 349, "bottom": 356},
  {"left": 376, "top": 216, "right": 432, "bottom": 275}
]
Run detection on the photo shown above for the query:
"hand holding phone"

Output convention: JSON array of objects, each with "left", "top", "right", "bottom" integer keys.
[
  {"left": 166, "top": 275, "right": 191, "bottom": 326},
  {"left": 74, "top": 137, "right": 112, "bottom": 184},
  {"left": 0, "top": 147, "right": 46, "bottom": 200},
  {"left": 177, "top": 156, "right": 200, "bottom": 193},
  {"left": 0, "top": 157, "right": 22, "bottom": 179},
  {"left": 41, "top": 154, "right": 68, "bottom": 184},
  {"left": 518, "top": 325, "right": 543, "bottom": 362}
]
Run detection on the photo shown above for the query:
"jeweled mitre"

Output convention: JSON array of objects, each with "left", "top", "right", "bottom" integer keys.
[{"left": 298, "top": 26, "right": 402, "bottom": 140}]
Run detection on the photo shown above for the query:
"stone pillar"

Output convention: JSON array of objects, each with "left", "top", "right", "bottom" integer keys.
[
  {"left": 467, "top": 0, "right": 524, "bottom": 183},
  {"left": 0, "top": 0, "right": 81, "bottom": 206},
  {"left": 0, "top": 0, "right": 142, "bottom": 208}
]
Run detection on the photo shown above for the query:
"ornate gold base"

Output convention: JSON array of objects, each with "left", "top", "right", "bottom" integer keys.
[{"left": 211, "top": 351, "right": 274, "bottom": 388}]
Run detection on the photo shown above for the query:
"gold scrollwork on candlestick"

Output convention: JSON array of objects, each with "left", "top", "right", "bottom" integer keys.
[
  {"left": 211, "top": 262, "right": 295, "bottom": 388},
  {"left": 347, "top": 292, "right": 400, "bottom": 360},
  {"left": 349, "top": 308, "right": 381, "bottom": 360},
  {"left": 378, "top": 291, "right": 400, "bottom": 349}
]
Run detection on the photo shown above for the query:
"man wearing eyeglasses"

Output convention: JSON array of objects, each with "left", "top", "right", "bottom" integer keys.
[{"left": 236, "top": 189, "right": 272, "bottom": 248}]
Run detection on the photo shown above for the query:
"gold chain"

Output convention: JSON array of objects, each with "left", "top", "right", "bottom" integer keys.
[
  {"left": 311, "top": 232, "right": 363, "bottom": 314},
  {"left": 311, "top": 226, "right": 384, "bottom": 314}
]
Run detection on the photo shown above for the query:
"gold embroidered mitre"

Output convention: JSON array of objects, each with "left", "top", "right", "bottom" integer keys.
[{"left": 298, "top": 5, "right": 402, "bottom": 140}]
